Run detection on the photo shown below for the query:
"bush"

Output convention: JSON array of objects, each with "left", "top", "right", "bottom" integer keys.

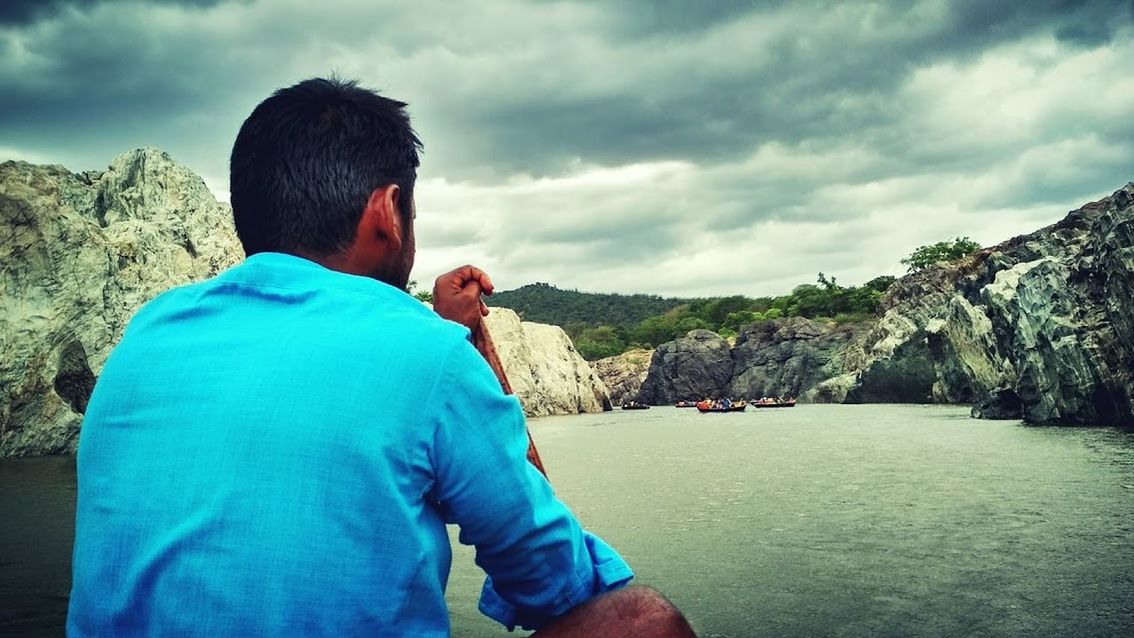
[
  {"left": 575, "top": 325, "right": 626, "bottom": 360},
  {"left": 900, "top": 237, "right": 982, "bottom": 272}
]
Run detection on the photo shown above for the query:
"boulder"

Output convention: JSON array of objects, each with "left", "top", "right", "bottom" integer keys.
[
  {"left": 591, "top": 349, "right": 652, "bottom": 407},
  {"left": 729, "top": 317, "right": 865, "bottom": 400},
  {"left": 637, "top": 329, "right": 734, "bottom": 404},
  {"left": 483, "top": 308, "right": 612, "bottom": 417},
  {"left": 1, "top": 149, "right": 616, "bottom": 457},
  {"left": 1, "top": 149, "right": 242, "bottom": 456}
]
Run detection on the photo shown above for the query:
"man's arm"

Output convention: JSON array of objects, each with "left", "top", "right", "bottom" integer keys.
[{"left": 427, "top": 339, "right": 633, "bottom": 631}]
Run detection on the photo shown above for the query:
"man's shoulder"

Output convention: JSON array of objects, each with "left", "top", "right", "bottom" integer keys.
[
  {"left": 121, "top": 263, "right": 470, "bottom": 355},
  {"left": 351, "top": 304, "right": 472, "bottom": 354}
]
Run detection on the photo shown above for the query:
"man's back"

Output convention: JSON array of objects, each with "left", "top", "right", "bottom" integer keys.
[
  {"left": 69, "top": 253, "right": 485, "bottom": 636},
  {"left": 63, "top": 76, "right": 696, "bottom": 638}
]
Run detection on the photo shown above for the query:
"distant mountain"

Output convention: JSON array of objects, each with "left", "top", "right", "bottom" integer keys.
[{"left": 486, "top": 283, "right": 687, "bottom": 330}]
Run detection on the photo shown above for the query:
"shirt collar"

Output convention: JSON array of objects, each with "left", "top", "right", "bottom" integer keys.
[{"left": 219, "top": 252, "right": 429, "bottom": 313}]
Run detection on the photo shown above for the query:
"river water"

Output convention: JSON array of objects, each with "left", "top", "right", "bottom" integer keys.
[{"left": 2, "top": 405, "right": 1132, "bottom": 637}]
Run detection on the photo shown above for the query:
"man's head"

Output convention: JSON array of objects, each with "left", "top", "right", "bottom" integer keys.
[{"left": 230, "top": 77, "right": 422, "bottom": 289}]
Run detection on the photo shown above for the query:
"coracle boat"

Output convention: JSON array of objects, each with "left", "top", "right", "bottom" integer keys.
[
  {"left": 696, "top": 400, "right": 747, "bottom": 413},
  {"left": 621, "top": 401, "right": 650, "bottom": 410},
  {"left": 674, "top": 401, "right": 698, "bottom": 408},
  {"left": 751, "top": 399, "right": 797, "bottom": 409}
]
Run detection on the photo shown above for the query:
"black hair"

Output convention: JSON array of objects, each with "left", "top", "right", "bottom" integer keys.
[{"left": 229, "top": 77, "right": 422, "bottom": 256}]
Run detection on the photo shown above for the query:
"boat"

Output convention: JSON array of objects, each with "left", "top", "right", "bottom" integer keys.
[
  {"left": 674, "top": 401, "right": 698, "bottom": 408},
  {"left": 621, "top": 401, "right": 650, "bottom": 410},
  {"left": 695, "top": 400, "right": 747, "bottom": 413},
  {"left": 751, "top": 399, "right": 797, "bottom": 409}
]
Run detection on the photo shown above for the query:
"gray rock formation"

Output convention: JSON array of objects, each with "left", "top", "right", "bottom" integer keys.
[
  {"left": 1, "top": 149, "right": 243, "bottom": 456},
  {"left": 483, "top": 308, "right": 612, "bottom": 416},
  {"left": 637, "top": 319, "right": 867, "bottom": 405},
  {"left": 591, "top": 349, "right": 652, "bottom": 406},
  {"left": 635, "top": 182, "right": 1134, "bottom": 425},
  {"left": 843, "top": 183, "right": 1134, "bottom": 425},
  {"left": 1, "top": 149, "right": 614, "bottom": 457},
  {"left": 730, "top": 317, "right": 866, "bottom": 400},
  {"left": 637, "top": 330, "right": 734, "bottom": 404}
]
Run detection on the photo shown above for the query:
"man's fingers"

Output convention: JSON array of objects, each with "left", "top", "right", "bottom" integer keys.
[
  {"left": 480, "top": 299, "right": 490, "bottom": 316},
  {"left": 462, "top": 279, "right": 483, "bottom": 300},
  {"left": 443, "top": 265, "right": 494, "bottom": 295},
  {"left": 471, "top": 267, "right": 494, "bottom": 295}
]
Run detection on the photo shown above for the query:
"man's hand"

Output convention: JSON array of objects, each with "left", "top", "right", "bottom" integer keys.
[{"left": 432, "top": 265, "right": 493, "bottom": 331}]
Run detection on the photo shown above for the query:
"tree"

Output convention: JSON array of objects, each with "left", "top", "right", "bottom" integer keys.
[
  {"left": 900, "top": 237, "right": 982, "bottom": 272},
  {"left": 703, "top": 295, "right": 752, "bottom": 326},
  {"left": 724, "top": 310, "right": 760, "bottom": 331},
  {"left": 406, "top": 280, "right": 433, "bottom": 303},
  {"left": 574, "top": 325, "right": 626, "bottom": 360},
  {"left": 863, "top": 275, "right": 896, "bottom": 293}
]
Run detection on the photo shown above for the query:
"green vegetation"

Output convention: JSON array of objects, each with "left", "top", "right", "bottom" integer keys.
[
  {"left": 487, "top": 283, "right": 686, "bottom": 329},
  {"left": 900, "top": 237, "right": 982, "bottom": 272},
  {"left": 407, "top": 280, "right": 433, "bottom": 303},
  {"left": 476, "top": 235, "right": 977, "bottom": 361},
  {"left": 489, "top": 275, "right": 897, "bottom": 361}
]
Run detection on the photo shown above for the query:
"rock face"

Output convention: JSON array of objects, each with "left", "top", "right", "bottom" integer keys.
[
  {"left": 842, "top": 183, "right": 1134, "bottom": 425},
  {"left": 637, "top": 330, "right": 735, "bottom": 404},
  {"left": 637, "top": 319, "right": 866, "bottom": 404},
  {"left": 730, "top": 317, "right": 866, "bottom": 400},
  {"left": 635, "top": 182, "right": 1134, "bottom": 425},
  {"left": 1, "top": 149, "right": 613, "bottom": 457},
  {"left": 1, "top": 149, "right": 243, "bottom": 456},
  {"left": 591, "top": 349, "right": 652, "bottom": 406},
  {"left": 483, "top": 308, "right": 612, "bottom": 417}
]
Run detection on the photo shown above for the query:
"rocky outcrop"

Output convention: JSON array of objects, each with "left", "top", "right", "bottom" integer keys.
[
  {"left": 637, "top": 318, "right": 867, "bottom": 405},
  {"left": 634, "top": 182, "right": 1134, "bottom": 425},
  {"left": 483, "top": 308, "right": 612, "bottom": 416},
  {"left": 843, "top": 183, "right": 1134, "bottom": 425},
  {"left": 1, "top": 149, "right": 243, "bottom": 456},
  {"left": 730, "top": 317, "right": 866, "bottom": 400},
  {"left": 591, "top": 349, "right": 652, "bottom": 406},
  {"left": 1, "top": 149, "right": 614, "bottom": 457},
  {"left": 636, "top": 330, "right": 735, "bottom": 404}
]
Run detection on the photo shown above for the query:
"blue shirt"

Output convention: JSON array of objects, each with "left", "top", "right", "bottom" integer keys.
[{"left": 68, "top": 253, "right": 632, "bottom": 637}]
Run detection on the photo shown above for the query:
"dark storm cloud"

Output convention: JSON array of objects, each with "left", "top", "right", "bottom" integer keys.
[
  {"left": 1, "top": 0, "right": 1132, "bottom": 295},
  {"left": 0, "top": 0, "right": 229, "bottom": 25},
  {"left": 2, "top": 0, "right": 1130, "bottom": 177},
  {"left": 442, "top": 0, "right": 1134, "bottom": 177}
]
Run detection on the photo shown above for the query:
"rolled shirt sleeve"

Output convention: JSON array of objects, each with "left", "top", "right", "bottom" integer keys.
[{"left": 428, "top": 338, "right": 634, "bottom": 631}]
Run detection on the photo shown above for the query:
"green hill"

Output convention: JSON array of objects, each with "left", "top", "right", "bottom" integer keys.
[
  {"left": 479, "top": 238, "right": 976, "bottom": 361},
  {"left": 487, "top": 275, "right": 898, "bottom": 360},
  {"left": 486, "top": 283, "right": 687, "bottom": 331}
]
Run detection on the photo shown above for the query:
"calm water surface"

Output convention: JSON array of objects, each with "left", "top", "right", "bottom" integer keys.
[{"left": 3, "top": 405, "right": 1133, "bottom": 637}]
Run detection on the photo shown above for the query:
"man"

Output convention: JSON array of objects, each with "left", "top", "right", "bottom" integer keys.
[{"left": 67, "top": 78, "right": 694, "bottom": 637}]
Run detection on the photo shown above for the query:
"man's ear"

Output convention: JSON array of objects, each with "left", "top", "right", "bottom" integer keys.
[{"left": 358, "top": 184, "right": 403, "bottom": 253}]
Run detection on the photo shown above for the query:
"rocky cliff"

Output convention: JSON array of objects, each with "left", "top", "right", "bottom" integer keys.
[
  {"left": 1, "top": 150, "right": 612, "bottom": 457},
  {"left": 591, "top": 349, "right": 652, "bottom": 406},
  {"left": 836, "top": 183, "right": 1134, "bottom": 425},
  {"left": 637, "top": 330, "right": 734, "bottom": 404},
  {"left": 483, "top": 308, "right": 612, "bottom": 417},
  {"left": 636, "top": 319, "right": 866, "bottom": 404},
  {"left": 635, "top": 183, "right": 1134, "bottom": 425},
  {"left": 730, "top": 318, "right": 867, "bottom": 400},
  {"left": 1, "top": 148, "right": 243, "bottom": 456}
]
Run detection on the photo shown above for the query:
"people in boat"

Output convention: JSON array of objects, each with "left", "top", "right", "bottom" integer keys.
[{"left": 68, "top": 78, "right": 693, "bottom": 638}]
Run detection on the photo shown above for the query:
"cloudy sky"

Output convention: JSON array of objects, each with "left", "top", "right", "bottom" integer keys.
[{"left": 3, "top": 0, "right": 1133, "bottom": 296}]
